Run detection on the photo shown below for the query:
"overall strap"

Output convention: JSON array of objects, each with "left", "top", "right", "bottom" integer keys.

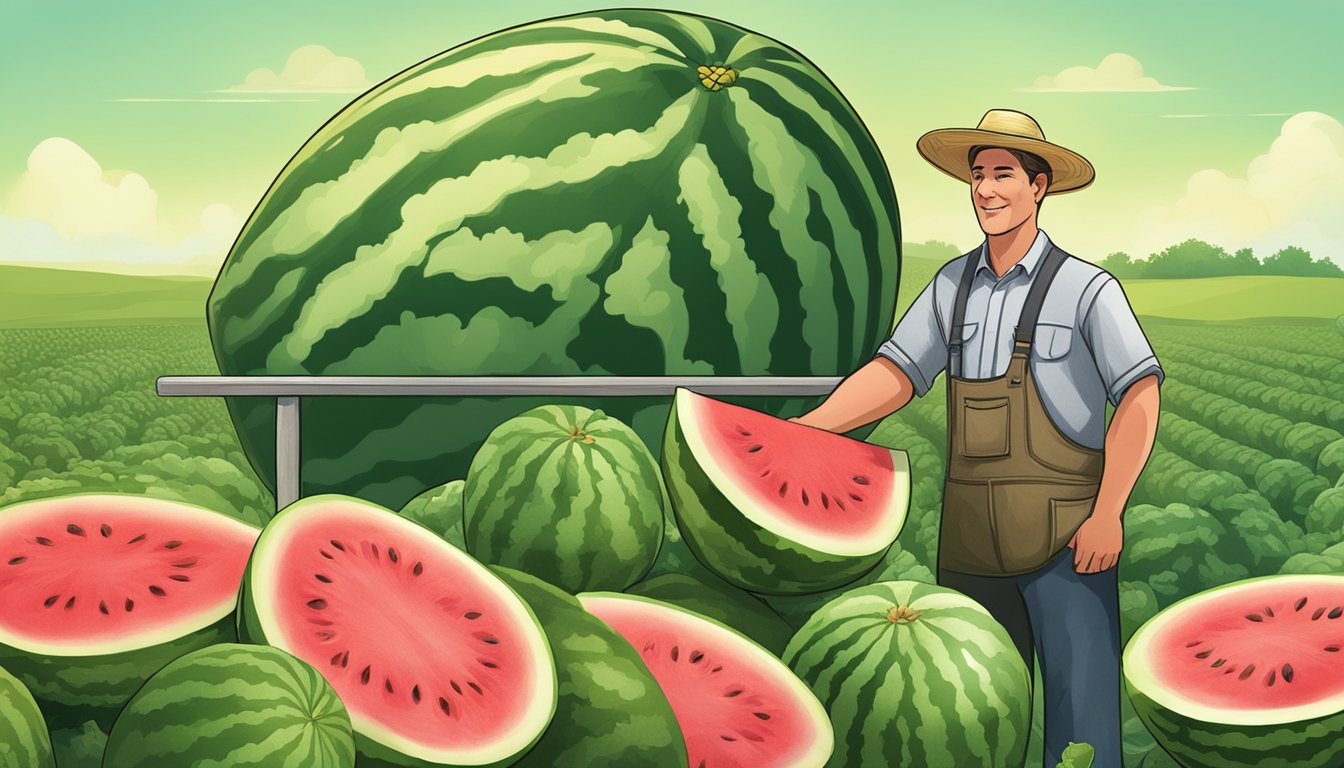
[
  {"left": 1013, "top": 245, "right": 1068, "bottom": 351},
  {"left": 948, "top": 249, "right": 980, "bottom": 376}
]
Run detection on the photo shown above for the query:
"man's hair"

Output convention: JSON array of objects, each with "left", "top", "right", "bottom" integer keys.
[{"left": 968, "top": 145, "right": 1053, "bottom": 211}]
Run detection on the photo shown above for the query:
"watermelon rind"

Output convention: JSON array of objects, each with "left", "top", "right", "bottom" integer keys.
[
  {"left": 103, "top": 643, "right": 354, "bottom": 768},
  {"left": 1123, "top": 573, "right": 1344, "bottom": 768},
  {"left": 578, "top": 590, "right": 834, "bottom": 766},
  {"left": 464, "top": 405, "right": 664, "bottom": 593},
  {"left": 399, "top": 479, "right": 466, "bottom": 548},
  {"left": 662, "top": 388, "right": 909, "bottom": 594},
  {"left": 625, "top": 570, "right": 795, "bottom": 656},
  {"left": 240, "top": 494, "right": 557, "bottom": 768},
  {"left": 490, "top": 566, "right": 687, "bottom": 767},
  {"left": 783, "top": 580, "right": 1031, "bottom": 768},
  {"left": 0, "top": 663, "right": 55, "bottom": 768},
  {"left": 206, "top": 7, "right": 901, "bottom": 512},
  {"left": 0, "top": 493, "right": 258, "bottom": 727}
]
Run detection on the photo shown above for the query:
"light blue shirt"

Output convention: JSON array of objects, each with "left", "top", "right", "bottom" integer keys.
[{"left": 876, "top": 230, "right": 1163, "bottom": 449}]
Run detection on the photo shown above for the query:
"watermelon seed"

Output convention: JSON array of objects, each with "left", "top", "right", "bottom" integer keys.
[
  {"left": 388, "top": 547, "right": 399, "bottom": 564},
  {"left": 451, "top": 681, "right": 462, "bottom": 695},
  {"left": 35, "top": 537, "right": 52, "bottom": 546},
  {"left": 753, "top": 712, "right": 770, "bottom": 720},
  {"left": 643, "top": 641, "right": 656, "bottom": 653},
  {"left": 360, "top": 666, "right": 371, "bottom": 685},
  {"left": 479, "top": 659, "right": 498, "bottom": 669},
  {"left": 1194, "top": 649, "right": 1212, "bottom": 659},
  {"left": 464, "top": 611, "right": 481, "bottom": 620},
  {"left": 690, "top": 651, "right": 704, "bottom": 664},
  {"left": 1223, "top": 665, "right": 1237, "bottom": 675},
  {"left": 1211, "top": 658, "right": 1226, "bottom": 668},
  {"left": 127, "top": 534, "right": 146, "bottom": 544},
  {"left": 385, "top": 678, "right": 394, "bottom": 693},
  {"left": 711, "top": 665, "right": 722, "bottom": 673},
  {"left": 1313, "top": 607, "right": 1326, "bottom": 620},
  {"left": 835, "top": 497, "right": 846, "bottom": 511},
  {"left": 320, "top": 550, "right": 334, "bottom": 560},
  {"left": 124, "top": 598, "right": 134, "bottom": 612},
  {"left": 315, "top": 631, "right": 335, "bottom": 641},
  {"left": 1282, "top": 664, "right": 1293, "bottom": 683},
  {"left": 1330, "top": 607, "right": 1343, "bottom": 619},
  {"left": 149, "top": 585, "right": 166, "bottom": 596},
  {"left": 315, "top": 573, "right": 332, "bottom": 583},
  {"left": 1239, "top": 665, "right": 1255, "bottom": 681},
  {"left": 759, "top": 469, "right": 770, "bottom": 477},
  {"left": 371, "top": 543, "right": 379, "bottom": 560},
  {"left": 699, "top": 761, "right": 707, "bottom": 768},
  {"left": 163, "top": 541, "right": 182, "bottom": 550},
  {"left": 439, "top": 697, "right": 451, "bottom": 716},
  {"left": 100, "top": 524, "right": 111, "bottom": 538},
  {"left": 412, "top": 685, "right": 421, "bottom": 703},
  {"left": 849, "top": 492, "right": 864, "bottom": 502},
  {"left": 309, "top": 618, "right": 334, "bottom": 626},
  {"left": 64, "top": 596, "right": 76, "bottom": 610},
  {"left": 1264, "top": 606, "right": 1274, "bottom": 617},
  {"left": 801, "top": 489, "right": 810, "bottom": 506},
  {"left": 853, "top": 475, "right": 870, "bottom": 485},
  {"left": 67, "top": 524, "right": 84, "bottom": 537},
  {"left": 172, "top": 559, "right": 197, "bottom": 568},
  {"left": 1296, "top": 597, "right": 1308, "bottom": 611},
  {"left": 330, "top": 540, "right": 345, "bottom": 552},
  {"left": 720, "top": 735, "right": 736, "bottom": 742},
  {"left": 1244, "top": 614, "right": 1263, "bottom": 622},
  {"left": 671, "top": 646, "right": 679, "bottom": 661},
  {"left": 330, "top": 652, "right": 343, "bottom": 666},
  {"left": 7, "top": 556, "right": 25, "bottom": 565},
  {"left": 747, "top": 444, "right": 763, "bottom": 453},
  {"left": 413, "top": 562, "right": 424, "bottom": 576},
  {"left": 468, "top": 682, "right": 483, "bottom": 695},
  {"left": 778, "top": 481, "right": 788, "bottom": 498},
  {"left": 168, "top": 574, "right": 190, "bottom": 582},
  {"left": 1184, "top": 641, "right": 1202, "bottom": 648},
  {"left": 725, "top": 689, "right": 743, "bottom": 697},
  {"left": 340, "top": 652, "right": 350, "bottom": 668},
  {"left": 43, "top": 594, "right": 59, "bottom": 608},
  {"left": 1324, "top": 646, "right": 1340, "bottom": 652},
  {"left": 821, "top": 493, "right": 830, "bottom": 509},
  {"left": 737, "top": 427, "right": 751, "bottom": 436},
  {"left": 1266, "top": 669, "right": 1276, "bottom": 686},
  {"left": 743, "top": 732, "right": 765, "bottom": 742},
  {"left": 307, "top": 599, "right": 328, "bottom": 610},
  {"left": 481, "top": 634, "right": 499, "bottom": 645}
]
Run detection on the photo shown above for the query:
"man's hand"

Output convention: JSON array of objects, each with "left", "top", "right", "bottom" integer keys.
[{"left": 1068, "top": 513, "right": 1123, "bottom": 574}]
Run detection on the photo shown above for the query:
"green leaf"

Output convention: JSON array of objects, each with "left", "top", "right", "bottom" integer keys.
[{"left": 1057, "top": 740, "right": 1095, "bottom": 768}]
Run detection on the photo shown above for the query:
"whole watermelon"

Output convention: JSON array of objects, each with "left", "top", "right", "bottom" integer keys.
[{"left": 207, "top": 8, "right": 901, "bottom": 509}]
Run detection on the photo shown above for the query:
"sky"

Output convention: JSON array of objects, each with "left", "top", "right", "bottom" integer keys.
[{"left": 2, "top": 0, "right": 1341, "bottom": 275}]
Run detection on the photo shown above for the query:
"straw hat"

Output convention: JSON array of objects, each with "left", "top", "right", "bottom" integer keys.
[{"left": 916, "top": 109, "right": 1095, "bottom": 194}]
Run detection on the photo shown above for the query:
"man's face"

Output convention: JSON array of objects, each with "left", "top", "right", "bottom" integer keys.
[{"left": 970, "top": 148, "right": 1045, "bottom": 236}]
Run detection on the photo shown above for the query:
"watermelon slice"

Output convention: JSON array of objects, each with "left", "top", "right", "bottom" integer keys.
[
  {"left": 240, "top": 495, "right": 557, "bottom": 768},
  {"left": 662, "top": 388, "right": 909, "bottom": 594},
  {"left": 579, "top": 591, "right": 833, "bottom": 767},
  {"left": 0, "top": 493, "right": 259, "bottom": 726},
  {"left": 1124, "top": 573, "right": 1344, "bottom": 768}
]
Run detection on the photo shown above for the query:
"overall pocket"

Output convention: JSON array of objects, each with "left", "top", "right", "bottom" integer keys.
[
  {"left": 938, "top": 479, "right": 1000, "bottom": 574},
  {"left": 961, "top": 397, "right": 1010, "bottom": 458},
  {"left": 1049, "top": 496, "right": 1096, "bottom": 556}
]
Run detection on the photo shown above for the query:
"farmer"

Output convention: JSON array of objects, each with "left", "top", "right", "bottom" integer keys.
[{"left": 791, "top": 108, "right": 1162, "bottom": 768}]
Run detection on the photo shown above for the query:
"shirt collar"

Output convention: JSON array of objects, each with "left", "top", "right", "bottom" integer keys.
[{"left": 976, "top": 229, "right": 1051, "bottom": 278}]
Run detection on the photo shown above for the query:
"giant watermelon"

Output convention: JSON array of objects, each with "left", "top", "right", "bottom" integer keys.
[{"left": 207, "top": 8, "right": 901, "bottom": 509}]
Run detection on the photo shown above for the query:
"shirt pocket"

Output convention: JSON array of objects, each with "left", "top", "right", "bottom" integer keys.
[{"left": 1033, "top": 322, "right": 1073, "bottom": 360}]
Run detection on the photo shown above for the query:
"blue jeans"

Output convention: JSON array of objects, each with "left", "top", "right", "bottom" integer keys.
[{"left": 939, "top": 546, "right": 1121, "bottom": 768}]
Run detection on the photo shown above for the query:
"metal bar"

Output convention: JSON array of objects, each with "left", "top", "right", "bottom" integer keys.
[
  {"left": 156, "top": 375, "right": 843, "bottom": 397},
  {"left": 275, "top": 396, "right": 300, "bottom": 510}
]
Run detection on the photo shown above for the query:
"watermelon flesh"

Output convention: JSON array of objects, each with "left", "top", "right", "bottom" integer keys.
[
  {"left": 579, "top": 591, "right": 832, "bottom": 767},
  {"left": 1124, "top": 574, "right": 1344, "bottom": 768},
  {"left": 242, "top": 495, "right": 556, "bottom": 767}
]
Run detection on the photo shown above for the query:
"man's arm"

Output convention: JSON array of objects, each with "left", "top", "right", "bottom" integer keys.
[{"left": 790, "top": 357, "right": 917, "bottom": 433}]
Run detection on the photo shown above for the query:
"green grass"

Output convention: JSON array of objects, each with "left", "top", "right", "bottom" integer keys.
[
  {"left": 0, "top": 265, "right": 211, "bottom": 328},
  {"left": 1123, "top": 275, "right": 1344, "bottom": 321}
]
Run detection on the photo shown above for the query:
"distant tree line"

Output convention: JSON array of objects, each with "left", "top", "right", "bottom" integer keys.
[{"left": 1098, "top": 240, "right": 1343, "bottom": 279}]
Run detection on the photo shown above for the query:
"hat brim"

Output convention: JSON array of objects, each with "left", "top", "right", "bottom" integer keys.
[{"left": 916, "top": 127, "right": 1095, "bottom": 194}]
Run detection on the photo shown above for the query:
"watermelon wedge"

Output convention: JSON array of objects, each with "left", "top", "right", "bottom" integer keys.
[
  {"left": 579, "top": 591, "right": 833, "bottom": 767},
  {"left": 240, "top": 495, "right": 557, "bottom": 768},
  {"left": 1124, "top": 573, "right": 1344, "bottom": 768},
  {"left": 0, "top": 493, "right": 259, "bottom": 726},
  {"left": 662, "top": 388, "right": 909, "bottom": 594}
]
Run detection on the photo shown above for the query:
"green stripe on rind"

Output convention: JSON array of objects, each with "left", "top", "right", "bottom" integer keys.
[
  {"left": 489, "top": 566, "right": 687, "bottom": 768},
  {"left": 661, "top": 395, "right": 896, "bottom": 594},
  {"left": 464, "top": 406, "right": 665, "bottom": 593},
  {"left": 0, "top": 665, "right": 55, "bottom": 768},
  {"left": 783, "top": 581, "right": 1030, "bottom": 768},
  {"left": 0, "top": 614, "right": 235, "bottom": 730},
  {"left": 103, "top": 644, "right": 354, "bottom": 768}
]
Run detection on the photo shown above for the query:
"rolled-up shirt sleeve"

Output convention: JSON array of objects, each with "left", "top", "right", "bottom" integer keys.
[
  {"left": 875, "top": 279, "right": 948, "bottom": 397},
  {"left": 1081, "top": 277, "right": 1164, "bottom": 405}
]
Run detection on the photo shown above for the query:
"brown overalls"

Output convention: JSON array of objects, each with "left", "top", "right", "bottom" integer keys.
[{"left": 939, "top": 245, "right": 1105, "bottom": 576}]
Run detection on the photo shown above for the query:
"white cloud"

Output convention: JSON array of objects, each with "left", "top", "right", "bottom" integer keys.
[
  {"left": 0, "top": 139, "right": 242, "bottom": 275},
  {"left": 1136, "top": 111, "right": 1344, "bottom": 263},
  {"left": 1019, "top": 53, "right": 1193, "bottom": 93},
  {"left": 223, "top": 44, "right": 372, "bottom": 94}
]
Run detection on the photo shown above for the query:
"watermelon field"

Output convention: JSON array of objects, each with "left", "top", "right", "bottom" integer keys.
[{"left": 0, "top": 268, "right": 1341, "bottom": 766}]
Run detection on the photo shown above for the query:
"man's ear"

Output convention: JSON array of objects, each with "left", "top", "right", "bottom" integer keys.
[{"left": 1033, "top": 173, "right": 1048, "bottom": 203}]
